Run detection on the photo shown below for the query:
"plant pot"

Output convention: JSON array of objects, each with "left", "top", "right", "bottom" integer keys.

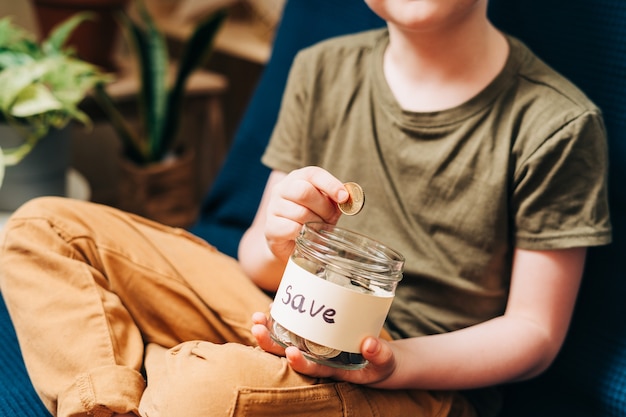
[
  {"left": 0, "top": 125, "right": 70, "bottom": 211},
  {"left": 32, "top": 0, "right": 129, "bottom": 71},
  {"left": 116, "top": 151, "right": 200, "bottom": 229}
]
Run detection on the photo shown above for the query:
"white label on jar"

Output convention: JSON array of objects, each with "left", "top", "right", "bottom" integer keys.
[{"left": 270, "top": 258, "right": 394, "bottom": 353}]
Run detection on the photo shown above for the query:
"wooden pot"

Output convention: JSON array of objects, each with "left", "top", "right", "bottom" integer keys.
[
  {"left": 32, "top": 0, "right": 130, "bottom": 71},
  {"left": 116, "top": 151, "right": 201, "bottom": 229}
]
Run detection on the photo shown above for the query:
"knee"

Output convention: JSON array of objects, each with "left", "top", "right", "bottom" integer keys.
[
  {"left": 1, "top": 196, "right": 82, "bottom": 253},
  {"left": 0, "top": 197, "right": 87, "bottom": 286},
  {"left": 170, "top": 341, "right": 311, "bottom": 389},
  {"left": 141, "top": 341, "right": 314, "bottom": 417},
  {"left": 13, "top": 196, "right": 81, "bottom": 219},
  {"left": 142, "top": 341, "right": 247, "bottom": 417}
]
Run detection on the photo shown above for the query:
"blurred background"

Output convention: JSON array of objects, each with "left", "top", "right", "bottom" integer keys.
[{"left": 0, "top": 0, "right": 286, "bottom": 212}]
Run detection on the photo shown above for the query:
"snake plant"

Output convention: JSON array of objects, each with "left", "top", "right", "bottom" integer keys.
[
  {"left": 0, "top": 13, "right": 111, "bottom": 187},
  {"left": 94, "top": 1, "right": 228, "bottom": 165}
]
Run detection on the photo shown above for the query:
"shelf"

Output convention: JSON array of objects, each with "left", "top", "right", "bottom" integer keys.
[
  {"left": 139, "top": 1, "right": 277, "bottom": 65},
  {"left": 105, "top": 60, "right": 228, "bottom": 102}
]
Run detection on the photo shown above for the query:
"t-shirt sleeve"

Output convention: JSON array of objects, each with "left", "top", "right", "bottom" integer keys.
[{"left": 513, "top": 110, "right": 612, "bottom": 249}]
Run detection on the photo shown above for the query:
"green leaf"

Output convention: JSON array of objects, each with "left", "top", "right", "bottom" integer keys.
[
  {"left": 41, "top": 56, "right": 111, "bottom": 104},
  {"left": 10, "top": 84, "right": 63, "bottom": 117},
  {"left": 87, "top": 4, "right": 230, "bottom": 165},
  {"left": 0, "top": 18, "right": 13, "bottom": 45},
  {"left": 93, "top": 83, "right": 148, "bottom": 163},
  {"left": 118, "top": 2, "right": 169, "bottom": 162},
  {"left": 162, "top": 9, "right": 227, "bottom": 156},
  {"left": 0, "top": 12, "right": 110, "bottom": 175},
  {"left": 174, "top": 9, "right": 227, "bottom": 94},
  {"left": 42, "top": 12, "right": 95, "bottom": 55},
  {"left": 0, "top": 62, "right": 48, "bottom": 111},
  {"left": 0, "top": 17, "right": 36, "bottom": 51},
  {"left": 0, "top": 51, "right": 35, "bottom": 69}
]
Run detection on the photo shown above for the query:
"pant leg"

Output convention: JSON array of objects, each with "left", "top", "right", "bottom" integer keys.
[
  {"left": 139, "top": 341, "right": 476, "bottom": 417},
  {"left": 0, "top": 197, "right": 271, "bottom": 416}
]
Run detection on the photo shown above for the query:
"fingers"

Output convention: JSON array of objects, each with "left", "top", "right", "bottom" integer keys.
[
  {"left": 358, "top": 337, "right": 397, "bottom": 386},
  {"left": 277, "top": 179, "right": 335, "bottom": 222},
  {"left": 251, "top": 312, "right": 287, "bottom": 356},
  {"left": 251, "top": 311, "right": 269, "bottom": 326},
  {"left": 271, "top": 167, "right": 347, "bottom": 224},
  {"left": 264, "top": 167, "right": 349, "bottom": 259},
  {"left": 282, "top": 336, "right": 397, "bottom": 386},
  {"left": 361, "top": 337, "right": 393, "bottom": 367},
  {"left": 284, "top": 346, "right": 335, "bottom": 378},
  {"left": 298, "top": 166, "right": 349, "bottom": 204}
]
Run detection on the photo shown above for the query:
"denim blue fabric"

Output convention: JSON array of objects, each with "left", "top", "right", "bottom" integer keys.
[{"left": 0, "top": 295, "right": 50, "bottom": 416}]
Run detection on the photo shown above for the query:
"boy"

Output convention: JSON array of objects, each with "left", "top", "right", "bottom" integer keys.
[{"left": 0, "top": 0, "right": 611, "bottom": 416}]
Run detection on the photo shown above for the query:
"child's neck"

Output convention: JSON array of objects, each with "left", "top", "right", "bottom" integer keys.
[{"left": 384, "top": 21, "right": 509, "bottom": 113}]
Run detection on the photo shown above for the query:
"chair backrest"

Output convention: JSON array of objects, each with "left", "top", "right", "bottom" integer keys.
[
  {"left": 193, "top": 0, "right": 626, "bottom": 413},
  {"left": 190, "top": 0, "right": 384, "bottom": 257},
  {"left": 488, "top": 1, "right": 626, "bottom": 414}
]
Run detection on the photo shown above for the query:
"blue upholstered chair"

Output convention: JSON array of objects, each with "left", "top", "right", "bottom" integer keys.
[
  {"left": 196, "top": 1, "right": 626, "bottom": 415},
  {"left": 490, "top": 1, "right": 626, "bottom": 415},
  {"left": 0, "top": 0, "right": 624, "bottom": 415},
  {"left": 189, "top": 0, "right": 385, "bottom": 257}
]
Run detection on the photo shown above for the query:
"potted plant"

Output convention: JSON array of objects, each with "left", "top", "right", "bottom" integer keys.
[
  {"left": 0, "top": 13, "right": 111, "bottom": 210},
  {"left": 93, "top": 0, "right": 228, "bottom": 228}
]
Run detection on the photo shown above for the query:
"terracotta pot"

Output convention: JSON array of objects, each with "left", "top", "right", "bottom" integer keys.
[
  {"left": 0, "top": 125, "right": 70, "bottom": 211},
  {"left": 116, "top": 151, "right": 201, "bottom": 229},
  {"left": 32, "top": 0, "right": 130, "bottom": 71}
]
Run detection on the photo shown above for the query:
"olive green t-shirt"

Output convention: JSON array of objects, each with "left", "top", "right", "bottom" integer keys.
[{"left": 261, "top": 25, "right": 611, "bottom": 357}]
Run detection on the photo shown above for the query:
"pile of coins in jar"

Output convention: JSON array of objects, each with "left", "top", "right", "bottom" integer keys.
[{"left": 271, "top": 320, "right": 367, "bottom": 367}]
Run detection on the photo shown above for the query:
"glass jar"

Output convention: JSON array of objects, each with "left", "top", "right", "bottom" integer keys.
[{"left": 269, "top": 222, "right": 404, "bottom": 370}]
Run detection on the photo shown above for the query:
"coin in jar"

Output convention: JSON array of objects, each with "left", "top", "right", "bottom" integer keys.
[
  {"left": 289, "top": 331, "right": 305, "bottom": 349},
  {"left": 272, "top": 320, "right": 292, "bottom": 345},
  {"left": 338, "top": 182, "right": 365, "bottom": 215},
  {"left": 304, "top": 339, "right": 341, "bottom": 358}
]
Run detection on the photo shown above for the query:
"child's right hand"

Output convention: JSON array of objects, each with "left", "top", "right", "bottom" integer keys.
[{"left": 263, "top": 166, "right": 349, "bottom": 262}]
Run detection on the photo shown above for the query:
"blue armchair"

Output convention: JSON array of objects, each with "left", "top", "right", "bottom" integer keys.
[
  {"left": 0, "top": 0, "right": 624, "bottom": 415},
  {"left": 196, "top": 1, "right": 626, "bottom": 415}
]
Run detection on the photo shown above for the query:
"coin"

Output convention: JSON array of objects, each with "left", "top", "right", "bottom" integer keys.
[
  {"left": 338, "top": 182, "right": 365, "bottom": 215},
  {"left": 303, "top": 339, "right": 341, "bottom": 358},
  {"left": 289, "top": 331, "right": 304, "bottom": 349},
  {"left": 272, "top": 321, "right": 292, "bottom": 345}
]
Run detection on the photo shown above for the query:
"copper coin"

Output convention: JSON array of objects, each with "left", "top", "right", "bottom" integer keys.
[{"left": 338, "top": 182, "right": 365, "bottom": 215}]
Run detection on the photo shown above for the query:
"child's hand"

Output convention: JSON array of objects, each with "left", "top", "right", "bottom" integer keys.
[
  {"left": 284, "top": 336, "right": 397, "bottom": 386},
  {"left": 251, "top": 312, "right": 397, "bottom": 386},
  {"left": 263, "top": 167, "right": 349, "bottom": 262},
  {"left": 251, "top": 311, "right": 287, "bottom": 356}
]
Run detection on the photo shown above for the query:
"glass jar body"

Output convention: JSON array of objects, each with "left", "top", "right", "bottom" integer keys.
[{"left": 269, "top": 222, "right": 404, "bottom": 369}]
